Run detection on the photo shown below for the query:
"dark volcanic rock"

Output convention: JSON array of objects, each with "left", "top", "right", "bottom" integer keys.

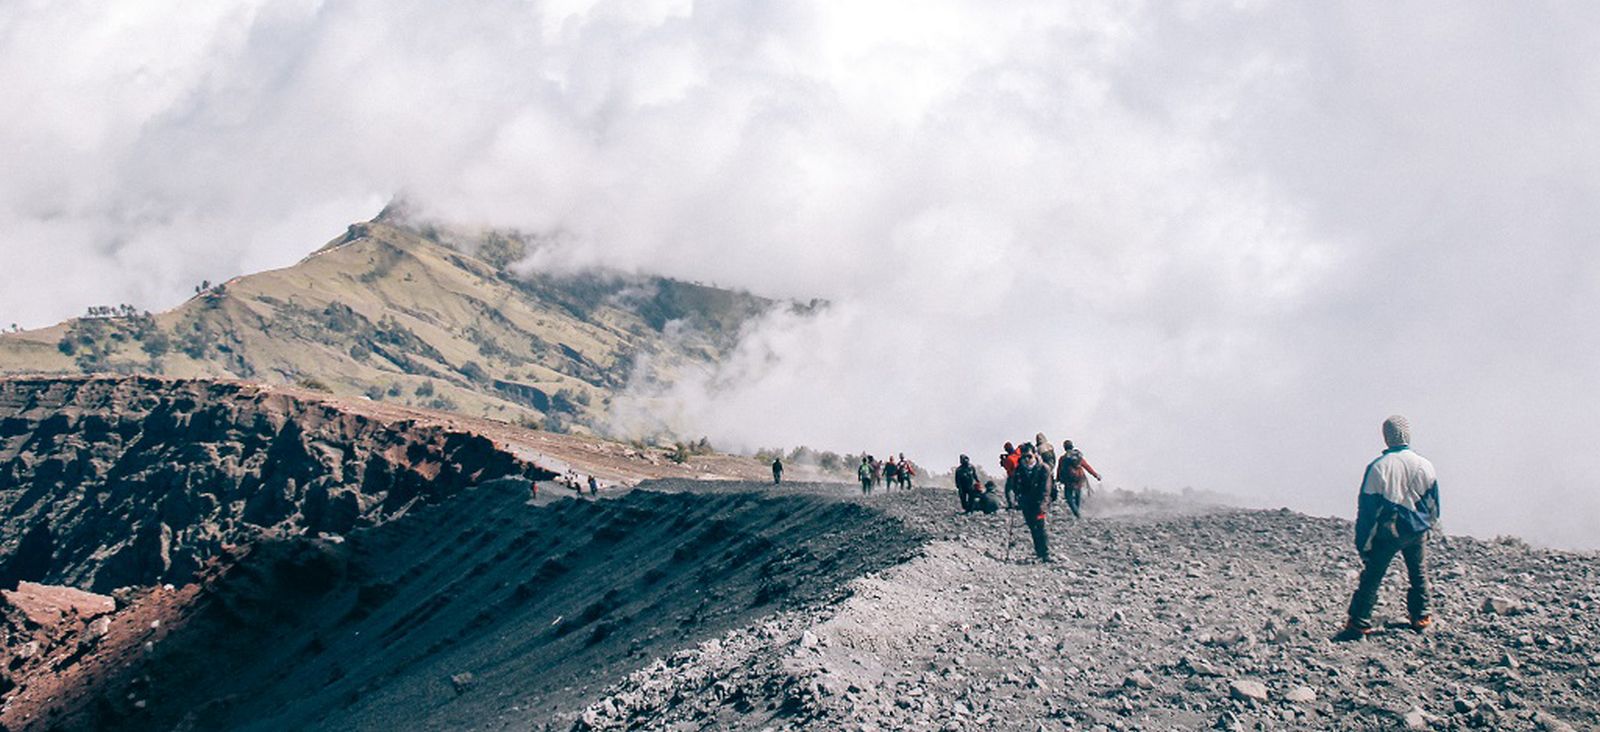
[{"left": 0, "top": 375, "right": 556, "bottom": 591}]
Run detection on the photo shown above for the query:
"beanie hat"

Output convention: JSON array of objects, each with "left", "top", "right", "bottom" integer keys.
[{"left": 1382, "top": 415, "right": 1411, "bottom": 448}]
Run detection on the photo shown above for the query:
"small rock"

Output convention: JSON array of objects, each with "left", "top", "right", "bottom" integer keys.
[
  {"left": 1533, "top": 712, "right": 1578, "bottom": 732},
  {"left": 1499, "top": 652, "right": 1520, "bottom": 669},
  {"left": 1282, "top": 686, "right": 1316, "bottom": 704},
  {"left": 1482, "top": 597, "right": 1524, "bottom": 615},
  {"left": 799, "top": 631, "right": 820, "bottom": 649},
  {"left": 1402, "top": 707, "right": 1428, "bottom": 730},
  {"left": 1185, "top": 658, "right": 1224, "bottom": 677},
  {"left": 1453, "top": 698, "right": 1476, "bottom": 714},
  {"left": 450, "top": 672, "right": 476, "bottom": 694},
  {"left": 1122, "top": 671, "right": 1154, "bottom": 690},
  {"left": 1227, "top": 679, "right": 1268, "bottom": 703}
]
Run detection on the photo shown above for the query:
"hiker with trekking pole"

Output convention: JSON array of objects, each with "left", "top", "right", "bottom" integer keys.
[{"left": 1009, "top": 443, "right": 1053, "bottom": 563}]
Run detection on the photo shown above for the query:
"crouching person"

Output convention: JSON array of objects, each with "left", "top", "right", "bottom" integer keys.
[{"left": 1339, "top": 415, "right": 1441, "bottom": 640}]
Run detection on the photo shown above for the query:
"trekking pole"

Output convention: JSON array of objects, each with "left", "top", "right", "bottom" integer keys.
[{"left": 1003, "top": 502, "right": 1017, "bottom": 563}]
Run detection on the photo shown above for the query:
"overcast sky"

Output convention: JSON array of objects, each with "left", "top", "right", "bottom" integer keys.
[{"left": 4, "top": 1, "right": 1598, "bottom": 547}]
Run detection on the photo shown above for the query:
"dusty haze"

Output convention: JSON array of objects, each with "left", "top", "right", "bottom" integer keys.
[{"left": 2, "top": 2, "right": 1597, "bottom": 547}]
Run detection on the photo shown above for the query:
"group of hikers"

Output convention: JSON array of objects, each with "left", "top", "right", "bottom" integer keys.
[
  {"left": 854, "top": 453, "right": 917, "bottom": 494},
  {"left": 951, "top": 433, "right": 1103, "bottom": 564},
  {"left": 940, "top": 417, "right": 1442, "bottom": 642}
]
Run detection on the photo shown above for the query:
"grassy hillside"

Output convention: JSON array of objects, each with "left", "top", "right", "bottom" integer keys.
[{"left": 0, "top": 217, "right": 775, "bottom": 434}]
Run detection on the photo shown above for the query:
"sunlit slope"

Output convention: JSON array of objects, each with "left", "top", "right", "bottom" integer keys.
[{"left": 0, "top": 220, "right": 773, "bottom": 431}]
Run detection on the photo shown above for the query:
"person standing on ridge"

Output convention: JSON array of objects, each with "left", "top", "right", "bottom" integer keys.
[
  {"left": 1036, "top": 433, "right": 1058, "bottom": 499},
  {"left": 955, "top": 455, "right": 981, "bottom": 512},
  {"left": 1000, "top": 442, "right": 1021, "bottom": 508},
  {"left": 858, "top": 457, "right": 873, "bottom": 495},
  {"left": 1056, "top": 439, "right": 1102, "bottom": 519},
  {"left": 1339, "top": 415, "right": 1441, "bottom": 640},
  {"left": 1014, "top": 443, "right": 1053, "bottom": 562},
  {"left": 771, "top": 456, "right": 784, "bottom": 485},
  {"left": 587, "top": 475, "right": 599, "bottom": 497}
]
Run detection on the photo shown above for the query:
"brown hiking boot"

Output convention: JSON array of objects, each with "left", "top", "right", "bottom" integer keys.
[
  {"left": 1410, "top": 615, "right": 1433, "bottom": 633},
  {"left": 1333, "top": 621, "right": 1371, "bottom": 642}
]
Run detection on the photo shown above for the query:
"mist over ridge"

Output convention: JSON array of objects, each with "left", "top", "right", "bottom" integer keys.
[{"left": 2, "top": 2, "right": 1597, "bottom": 547}]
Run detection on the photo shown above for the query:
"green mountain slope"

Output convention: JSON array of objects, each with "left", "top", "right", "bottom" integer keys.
[{"left": 0, "top": 217, "right": 777, "bottom": 433}]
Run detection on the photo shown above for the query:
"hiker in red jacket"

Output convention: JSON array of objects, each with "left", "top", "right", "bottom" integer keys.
[
  {"left": 1056, "top": 439, "right": 1102, "bottom": 519},
  {"left": 1000, "top": 442, "right": 1021, "bottom": 508}
]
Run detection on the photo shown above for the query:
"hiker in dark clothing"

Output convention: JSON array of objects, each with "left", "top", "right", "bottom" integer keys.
[
  {"left": 772, "top": 457, "right": 784, "bottom": 485},
  {"left": 883, "top": 461, "right": 899, "bottom": 491},
  {"left": 1339, "top": 415, "right": 1441, "bottom": 640},
  {"left": 1014, "top": 443, "right": 1053, "bottom": 562},
  {"left": 858, "top": 457, "right": 873, "bottom": 495},
  {"left": 587, "top": 475, "right": 599, "bottom": 496},
  {"left": 954, "top": 455, "right": 980, "bottom": 512},
  {"left": 1056, "top": 439, "right": 1102, "bottom": 519},
  {"left": 977, "top": 480, "right": 1000, "bottom": 514}
]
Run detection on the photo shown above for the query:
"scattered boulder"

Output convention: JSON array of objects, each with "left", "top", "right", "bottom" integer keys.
[
  {"left": 1282, "top": 686, "right": 1316, "bottom": 704},
  {"left": 1482, "top": 596, "right": 1525, "bottom": 615},
  {"left": 1227, "top": 679, "right": 1268, "bottom": 703}
]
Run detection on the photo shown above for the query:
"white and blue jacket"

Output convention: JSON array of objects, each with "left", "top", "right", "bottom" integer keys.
[{"left": 1355, "top": 446, "right": 1440, "bottom": 553}]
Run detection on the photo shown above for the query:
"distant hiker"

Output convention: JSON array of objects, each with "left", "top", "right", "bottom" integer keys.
[
  {"left": 1339, "top": 415, "right": 1441, "bottom": 641},
  {"left": 772, "top": 457, "right": 784, "bottom": 485},
  {"left": 858, "top": 457, "right": 873, "bottom": 495},
  {"left": 883, "top": 460, "right": 900, "bottom": 491},
  {"left": 1036, "top": 433, "right": 1058, "bottom": 500},
  {"left": 871, "top": 457, "right": 884, "bottom": 488},
  {"left": 1056, "top": 439, "right": 1102, "bottom": 519},
  {"left": 896, "top": 454, "right": 913, "bottom": 490},
  {"left": 955, "top": 455, "right": 981, "bottom": 512},
  {"left": 1013, "top": 443, "right": 1053, "bottom": 562},
  {"left": 1000, "top": 442, "right": 1021, "bottom": 508},
  {"left": 587, "top": 475, "right": 599, "bottom": 496}
]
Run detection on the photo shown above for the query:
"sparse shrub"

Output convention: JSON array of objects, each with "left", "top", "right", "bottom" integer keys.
[
  {"left": 458, "top": 360, "right": 489, "bottom": 384},
  {"left": 364, "top": 385, "right": 385, "bottom": 400},
  {"left": 296, "top": 377, "right": 333, "bottom": 393},
  {"left": 414, "top": 381, "right": 435, "bottom": 397},
  {"left": 386, "top": 382, "right": 403, "bottom": 397}
]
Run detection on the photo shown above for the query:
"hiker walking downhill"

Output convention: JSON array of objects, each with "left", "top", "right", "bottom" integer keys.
[
  {"left": 1014, "top": 443, "right": 1053, "bottom": 562},
  {"left": 772, "top": 457, "right": 784, "bottom": 485},
  {"left": 955, "top": 455, "right": 981, "bottom": 512},
  {"left": 858, "top": 457, "right": 874, "bottom": 495},
  {"left": 1339, "top": 415, "right": 1441, "bottom": 640},
  {"left": 1056, "top": 440, "right": 1102, "bottom": 519}
]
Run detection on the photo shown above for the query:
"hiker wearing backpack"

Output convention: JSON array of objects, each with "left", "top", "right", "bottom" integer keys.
[
  {"left": 771, "top": 457, "right": 784, "bottom": 485},
  {"left": 955, "top": 455, "right": 981, "bottom": 512},
  {"left": 1036, "top": 433, "right": 1058, "bottom": 499},
  {"left": 1056, "top": 439, "right": 1102, "bottom": 519},
  {"left": 999, "top": 442, "right": 1021, "bottom": 508},
  {"left": 1338, "top": 415, "right": 1441, "bottom": 640},
  {"left": 1014, "top": 443, "right": 1054, "bottom": 562},
  {"left": 858, "top": 457, "right": 873, "bottom": 495},
  {"left": 896, "top": 454, "right": 913, "bottom": 490}
]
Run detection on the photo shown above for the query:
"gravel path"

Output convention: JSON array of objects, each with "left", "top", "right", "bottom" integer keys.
[{"left": 575, "top": 483, "right": 1600, "bottom": 731}]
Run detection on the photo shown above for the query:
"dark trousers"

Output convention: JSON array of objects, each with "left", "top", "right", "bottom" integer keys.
[
  {"left": 1063, "top": 485, "right": 1083, "bottom": 518},
  {"left": 860, "top": 479, "right": 872, "bottom": 495},
  {"left": 958, "top": 487, "right": 974, "bottom": 512},
  {"left": 1347, "top": 533, "right": 1429, "bottom": 627},
  {"left": 1021, "top": 503, "right": 1049, "bottom": 560}
]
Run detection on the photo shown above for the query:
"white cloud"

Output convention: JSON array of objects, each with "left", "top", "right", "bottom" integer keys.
[{"left": 2, "top": 1, "right": 1597, "bottom": 547}]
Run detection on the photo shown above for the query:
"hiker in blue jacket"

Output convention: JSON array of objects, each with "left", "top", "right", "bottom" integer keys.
[{"left": 1339, "top": 415, "right": 1441, "bottom": 640}]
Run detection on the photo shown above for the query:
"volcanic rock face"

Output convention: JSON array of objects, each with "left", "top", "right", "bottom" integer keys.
[
  {"left": 6, "top": 483, "right": 924, "bottom": 731},
  {"left": 0, "top": 375, "right": 554, "bottom": 592}
]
